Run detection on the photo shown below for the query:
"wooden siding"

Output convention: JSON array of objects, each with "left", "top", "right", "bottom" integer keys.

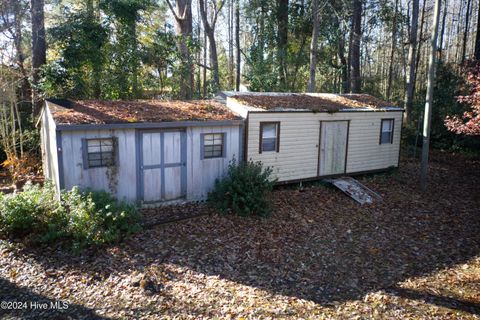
[
  {"left": 60, "top": 129, "right": 138, "bottom": 201},
  {"left": 59, "top": 124, "right": 242, "bottom": 202},
  {"left": 246, "top": 112, "right": 403, "bottom": 182},
  {"left": 40, "top": 105, "right": 60, "bottom": 193},
  {"left": 186, "top": 125, "right": 241, "bottom": 200}
]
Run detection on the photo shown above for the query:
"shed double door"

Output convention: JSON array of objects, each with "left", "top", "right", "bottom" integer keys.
[
  {"left": 318, "top": 121, "right": 349, "bottom": 176},
  {"left": 139, "top": 130, "right": 186, "bottom": 203}
]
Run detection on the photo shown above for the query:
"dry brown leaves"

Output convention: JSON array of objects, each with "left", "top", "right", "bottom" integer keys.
[
  {"left": 50, "top": 100, "right": 241, "bottom": 125},
  {"left": 0, "top": 151, "right": 479, "bottom": 319},
  {"left": 231, "top": 93, "right": 395, "bottom": 112}
]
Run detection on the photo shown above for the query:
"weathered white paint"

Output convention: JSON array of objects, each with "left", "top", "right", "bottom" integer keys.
[
  {"left": 319, "top": 121, "right": 348, "bottom": 176},
  {"left": 60, "top": 129, "right": 138, "bottom": 201},
  {"left": 39, "top": 104, "right": 60, "bottom": 193},
  {"left": 186, "top": 125, "right": 241, "bottom": 200},
  {"left": 43, "top": 108, "right": 242, "bottom": 202},
  {"left": 245, "top": 111, "right": 402, "bottom": 182}
]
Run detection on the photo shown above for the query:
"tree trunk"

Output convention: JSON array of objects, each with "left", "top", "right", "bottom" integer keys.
[
  {"left": 351, "top": 0, "right": 362, "bottom": 93},
  {"left": 168, "top": 0, "right": 194, "bottom": 99},
  {"left": 438, "top": 0, "right": 448, "bottom": 60},
  {"left": 404, "top": 0, "right": 419, "bottom": 123},
  {"left": 386, "top": 0, "right": 399, "bottom": 100},
  {"left": 461, "top": 0, "right": 472, "bottom": 65},
  {"left": 198, "top": 0, "right": 223, "bottom": 92},
  {"left": 338, "top": 33, "right": 349, "bottom": 94},
  {"left": 276, "top": 0, "right": 288, "bottom": 90},
  {"left": 414, "top": 0, "right": 427, "bottom": 97},
  {"left": 307, "top": 0, "right": 319, "bottom": 92},
  {"left": 235, "top": 0, "right": 240, "bottom": 91},
  {"left": 31, "top": 0, "right": 46, "bottom": 116},
  {"left": 420, "top": 0, "right": 441, "bottom": 191},
  {"left": 475, "top": 0, "right": 480, "bottom": 59}
]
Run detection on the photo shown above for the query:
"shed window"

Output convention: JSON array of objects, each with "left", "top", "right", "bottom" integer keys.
[
  {"left": 85, "top": 138, "right": 116, "bottom": 168},
  {"left": 380, "top": 119, "right": 394, "bottom": 144},
  {"left": 202, "top": 133, "right": 224, "bottom": 159},
  {"left": 260, "top": 122, "right": 280, "bottom": 153}
]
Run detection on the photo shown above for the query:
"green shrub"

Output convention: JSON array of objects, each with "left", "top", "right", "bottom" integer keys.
[
  {"left": 62, "top": 187, "right": 141, "bottom": 249},
  {"left": 208, "top": 159, "right": 276, "bottom": 217},
  {"left": 0, "top": 182, "right": 64, "bottom": 237},
  {"left": 0, "top": 183, "right": 141, "bottom": 249}
]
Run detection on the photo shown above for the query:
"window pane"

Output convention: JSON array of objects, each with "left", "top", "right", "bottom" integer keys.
[
  {"left": 262, "top": 124, "right": 277, "bottom": 138},
  {"left": 382, "top": 120, "right": 392, "bottom": 132},
  {"left": 203, "top": 133, "right": 224, "bottom": 158},
  {"left": 381, "top": 132, "right": 392, "bottom": 144},
  {"left": 87, "top": 138, "right": 116, "bottom": 168},
  {"left": 262, "top": 138, "right": 276, "bottom": 152},
  {"left": 88, "top": 160, "right": 102, "bottom": 167}
]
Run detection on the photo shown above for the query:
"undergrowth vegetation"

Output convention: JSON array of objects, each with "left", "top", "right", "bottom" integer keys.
[
  {"left": 0, "top": 182, "right": 141, "bottom": 250},
  {"left": 208, "top": 160, "right": 276, "bottom": 217}
]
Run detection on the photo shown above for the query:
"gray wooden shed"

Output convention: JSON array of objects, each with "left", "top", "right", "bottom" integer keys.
[{"left": 39, "top": 99, "right": 243, "bottom": 204}]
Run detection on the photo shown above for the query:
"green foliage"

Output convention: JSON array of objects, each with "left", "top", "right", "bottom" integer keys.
[
  {"left": 63, "top": 187, "right": 141, "bottom": 249},
  {"left": 208, "top": 159, "right": 276, "bottom": 217},
  {"left": 0, "top": 183, "right": 141, "bottom": 250},
  {"left": 0, "top": 182, "right": 64, "bottom": 237}
]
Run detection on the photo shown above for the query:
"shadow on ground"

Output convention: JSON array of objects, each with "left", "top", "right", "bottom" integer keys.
[
  {"left": 0, "top": 278, "right": 110, "bottom": 319},
  {"left": 4, "top": 152, "right": 480, "bottom": 317}
]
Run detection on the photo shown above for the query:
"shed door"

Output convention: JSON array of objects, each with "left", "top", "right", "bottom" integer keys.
[
  {"left": 140, "top": 130, "right": 186, "bottom": 202},
  {"left": 318, "top": 121, "right": 349, "bottom": 176}
]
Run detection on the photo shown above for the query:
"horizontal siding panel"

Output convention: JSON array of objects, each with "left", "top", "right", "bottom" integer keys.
[{"left": 247, "top": 111, "right": 402, "bottom": 182}]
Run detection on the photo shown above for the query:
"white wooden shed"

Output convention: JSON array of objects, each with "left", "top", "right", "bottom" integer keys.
[
  {"left": 223, "top": 92, "right": 404, "bottom": 183},
  {"left": 39, "top": 99, "right": 243, "bottom": 204}
]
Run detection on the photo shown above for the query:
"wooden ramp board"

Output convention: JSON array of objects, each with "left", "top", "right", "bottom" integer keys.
[{"left": 326, "top": 177, "right": 383, "bottom": 204}]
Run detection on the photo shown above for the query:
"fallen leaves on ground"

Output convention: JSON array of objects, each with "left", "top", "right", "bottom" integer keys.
[{"left": 0, "top": 151, "right": 479, "bottom": 319}]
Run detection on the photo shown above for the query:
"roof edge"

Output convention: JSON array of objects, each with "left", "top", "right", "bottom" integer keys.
[{"left": 55, "top": 119, "right": 244, "bottom": 131}]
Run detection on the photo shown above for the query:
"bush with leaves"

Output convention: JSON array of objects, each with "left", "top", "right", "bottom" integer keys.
[
  {"left": 0, "top": 182, "right": 141, "bottom": 249},
  {"left": 208, "top": 160, "right": 276, "bottom": 217},
  {"left": 63, "top": 187, "right": 141, "bottom": 249},
  {"left": 0, "top": 182, "right": 65, "bottom": 238}
]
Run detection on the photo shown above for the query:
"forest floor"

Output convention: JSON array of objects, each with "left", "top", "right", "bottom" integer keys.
[{"left": 0, "top": 151, "right": 479, "bottom": 319}]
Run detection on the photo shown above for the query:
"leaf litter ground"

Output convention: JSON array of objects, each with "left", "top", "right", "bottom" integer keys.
[{"left": 0, "top": 151, "right": 479, "bottom": 319}]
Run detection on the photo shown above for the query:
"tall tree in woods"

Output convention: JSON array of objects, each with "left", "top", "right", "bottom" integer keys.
[
  {"left": 101, "top": 0, "right": 152, "bottom": 99},
  {"left": 475, "top": 2, "right": 480, "bottom": 60},
  {"left": 307, "top": 0, "right": 319, "bottom": 92},
  {"left": 199, "top": 0, "right": 225, "bottom": 91},
  {"left": 31, "top": 0, "right": 46, "bottom": 115},
  {"left": 167, "top": 0, "right": 194, "bottom": 99},
  {"left": 350, "top": 0, "right": 362, "bottom": 93},
  {"left": 421, "top": 0, "right": 441, "bottom": 190},
  {"left": 235, "top": 0, "right": 240, "bottom": 91},
  {"left": 386, "top": 0, "right": 399, "bottom": 100},
  {"left": 460, "top": 0, "right": 472, "bottom": 65},
  {"left": 0, "top": 0, "right": 31, "bottom": 115},
  {"left": 277, "top": 0, "right": 288, "bottom": 90},
  {"left": 404, "top": 0, "right": 419, "bottom": 123}
]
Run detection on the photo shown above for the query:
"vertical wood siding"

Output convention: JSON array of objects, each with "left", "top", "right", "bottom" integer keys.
[
  {"left": 61, "top": 129, "right": 138, "bottom": 201},
  {"left": 186, "top": 125, "right": 242, "bottom": 200},
  {"left": 59, "top": 124, "right": 242, "bottom": 202},
  {"left": 40, "top": 106, "right": 60, "bottom": 193},
  {"left": 247, "top": 112, "right": 403, "bottom": 182}
]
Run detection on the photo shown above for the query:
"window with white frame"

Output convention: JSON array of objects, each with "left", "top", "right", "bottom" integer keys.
[
  {"left": 202, "top": 133, "right": 224, "bottom": 159},
  {"left": 380, "top": 119, "right": 394, "bottom": 144},
  {"left": 260, "top": 122, "right": 280, "bottom": 153},
  {"left": 85, "top": 138, "right": 116, "bottom": 168}
]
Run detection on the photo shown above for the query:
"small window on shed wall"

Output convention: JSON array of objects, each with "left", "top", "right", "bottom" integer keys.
[
  {"left": 260, "top": 122, "right": 280, "bottom": 153},
  {"left": 201, "top": 133, "right": 226, "bottom": 159},
  {"left": 380, "top": 119, "right": 394, "bottom": 144},
  {"left": 82, "top": 137, "right": 117, "bottom": 169}
]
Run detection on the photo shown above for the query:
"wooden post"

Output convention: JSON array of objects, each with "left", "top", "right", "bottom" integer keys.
[{"left": 420, "top": 0, "right": 441, "bottom": 191}]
